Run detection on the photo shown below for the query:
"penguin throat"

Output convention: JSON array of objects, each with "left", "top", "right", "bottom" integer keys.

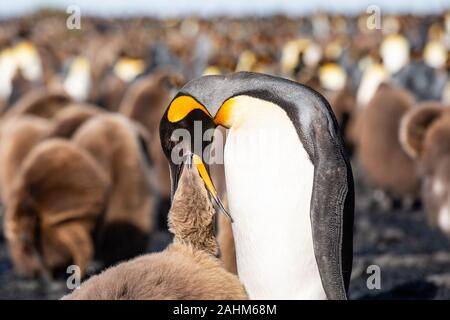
[
  {"left": 64, "top": 68, "right": 91, "bottom": 101},
  {"left": 223, "top": 96, "right": 326, "bottom": 299}
]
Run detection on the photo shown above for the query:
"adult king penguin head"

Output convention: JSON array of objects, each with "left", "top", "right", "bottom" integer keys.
[{"left": 160, "top": 72, "right": 354, "bottom": 300}]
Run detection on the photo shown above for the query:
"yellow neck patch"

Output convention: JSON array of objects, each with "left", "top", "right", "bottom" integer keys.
[
  {"left": 13, "top": 41, "right": 42, "bottom": 81},
  {"left": 424, "top": 41, "right": 447, "bottom": 69},
  {"left": 70, "top": 56, "right": 90, "bottom": 73},
  {"left": 14, "top": 41, "right": 38, "bottom": 56},
  {"left": 319, "top": 63, "right": 347, "bottom": 91},
  {"left": 202, "top": 66, "right": 222, "bottom": 76},
  {"left": 356, "top": 63, "right": 388, "bottom": 107},
  {"left": 113, "top": 57, "right": 146, "bottom": 82},
  {"left": 281, "top": 38, "right": 310, "bottom": 74},
  {"left": 214, "top": 97, "right": 236, "bottom": 128},
  {"left": 325, "top": 41, "right": 343, "bottom": 60},
  {"left": 381, "top": 34, "right": 410, "bottom": 74},
  {"left": 236, "top": 50, "right": 257, "bottom": 72},
  {"left": 215, "top": 95, "right": 282, "bottom": 130}
]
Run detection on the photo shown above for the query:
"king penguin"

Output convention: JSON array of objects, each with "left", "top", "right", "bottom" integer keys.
[{"left": 159, "top": 72, "right": 354, "bottom": 300}]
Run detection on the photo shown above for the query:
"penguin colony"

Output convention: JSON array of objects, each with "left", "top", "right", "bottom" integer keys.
[{"left": 0, "top": 11, "right": 448, "bottom": 300}]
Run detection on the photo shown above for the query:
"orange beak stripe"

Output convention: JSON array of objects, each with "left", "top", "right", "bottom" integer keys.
[
  {"left": 192, "top": 154, "right": 218, "bottom": 197},
  {"left": 192, "top": 154, "right": 233, "bottom": 221}
]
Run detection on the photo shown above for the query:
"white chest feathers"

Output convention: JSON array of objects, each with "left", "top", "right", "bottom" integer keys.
[
  {"left": 0, "top": 49, "right": 16, "bottom": 99},
  {"left": 223, "top": 95, "right": 326, "bottom": 299},
  {"left": 356, "top": 64, "right": 388, "bottom": 108},
  {"left": 63, "top": 57, "right": 91, "bottom": 101}
]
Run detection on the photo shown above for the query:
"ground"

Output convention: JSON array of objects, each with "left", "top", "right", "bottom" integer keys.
[
  {"left": 1, "top": 161, "right": 450, "bottom": 299},
  {"left": 350, "top": 161, "right": 450, "bottom": 299}
]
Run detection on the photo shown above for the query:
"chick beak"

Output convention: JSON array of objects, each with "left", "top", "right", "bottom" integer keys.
[{"left": 184, "top": 152, "right": 194, "bottom": 171}]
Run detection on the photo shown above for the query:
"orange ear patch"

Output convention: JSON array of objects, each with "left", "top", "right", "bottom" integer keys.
[{"left": 167, "top": 96, "right": 211, "bottom": 123}]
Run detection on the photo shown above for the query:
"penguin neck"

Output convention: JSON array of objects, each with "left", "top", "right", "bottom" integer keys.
[
  {"left": 223, "top": 96, "right": 326, "bottom": 299},
  {"left": 356, "top": 64, "right": 389, "bottom": 108},
  {"left": 64, "top": 60, "right": 91, "bottom": 101}
]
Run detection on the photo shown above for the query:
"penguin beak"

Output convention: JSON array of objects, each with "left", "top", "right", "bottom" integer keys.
[
  {"left": 192, "top": 154, "right": 233, "bottom": 222},
  {"left": 181, "top": 152, "right": 233, "bottom": 222}
]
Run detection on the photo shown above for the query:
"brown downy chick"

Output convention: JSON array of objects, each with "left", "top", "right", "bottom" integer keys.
[
  {"left": 2, "top": 89, "right": 71, "bottom": 120},
  {"left": 400, "top": 102, "right": 450, "bottom": 236},
  {"left": 62, "top": 155, "right": 247, "bottom": 300},
  {"left": 0, "top": 116, "right": 50, "bottom": 204},
  {"left": 72, "top": 113, "right": 154, "bottom": 266},
  {"left": 357, "top": 83, "right": 420, "bottom": 204},
  {"left": 4, "top": 139, "right": 110, "bottom": 277},
  {"left": 46, "top": 103, "right": 103, "bottom": 138}
]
